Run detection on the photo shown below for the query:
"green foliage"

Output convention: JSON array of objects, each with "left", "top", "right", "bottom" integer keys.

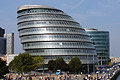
[
  {"left": 0, "top": 58, "right": 9, "bottom": 78},
  {"left": 68, "top": 57, "right": 82, "bottom": 73},
  {"left": 8, "top": 52, "right": 44, "bottom": 73},
  {"left": 55, "top": 58, "right": 68, "bottom": 71},
  {"left": 47, "top": 58, "right": 68, "bottom": 72},
  {"left": 9, "top": 52, "right": 33, "bottom": 73},
  {"left": 32, "top": 56, "right": 44, "bottom": 70},
  {"left": 108, "top": 58, "right": 112, "bottom": 67},
  {"left": 108, "top": 61, "right": 112, "bottom": 67},
  {"left": 47, "top": 60, "right": 56, "bottom": 72}
]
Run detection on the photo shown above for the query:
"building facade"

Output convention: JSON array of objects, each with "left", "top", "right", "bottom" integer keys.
[
  {"left": 110, "top": 57, "right": 120, "bottom": 64},
  {"left": 0, "top": 37, "right": 6, "bottom": 55},
  {"left": 0, "top": 27, "right": 5, "bottom": 37},
  {"left": 4, "top": 33, "right": 14, "bottom": 54},
  {"left": 7, "top": 54, "right": 18, "bottom": 65},
  {"left": 17, "top": 5, "right": 98, "bottom": 71},
  {"left": 85, "top": 28, "right": 110, "bottom": 66}
]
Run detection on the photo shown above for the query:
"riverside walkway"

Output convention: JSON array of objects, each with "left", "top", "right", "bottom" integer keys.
[
  {"left": 108, "top": 64, "right": 120, "bottom": 80},
  {"left": 104, "top": 63, "right": 120, "bottom": 80},
  {"left": 3, "top": 73, "right": 107, "bottom": 80},
  {"left": 2, "top": 63, "right": 120, "bottom": 80}
]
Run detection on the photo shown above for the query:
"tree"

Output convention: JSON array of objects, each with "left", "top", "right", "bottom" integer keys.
[
  {"left": 8, "top": 52, "right": 44, "bottom": 73},
  {"left": 55, "top": 58, "right": 68, "bottom": 71},
  {"left": 0, "top": 58, "right": 9, "bottom": 78},
  {"left": 108, "top": 61, "right": 112, "bottom": 67},
  {"left": 32, "top": 56, "right": 44, "bottom": 70},
  {"left": 68, "top": 57, "right": 82, "bottom": 73},
  {"left": 47, "top": 58, "right": 68, "bottom": 72},
  {"left": 9, "top": 52, "right": 33, "bottom": 73},
  {"left": 107, "top": 58, "right": 112, "bottom": 67},
  {"left": 47, "top": 60, "right": 56, "bottom": 72}
]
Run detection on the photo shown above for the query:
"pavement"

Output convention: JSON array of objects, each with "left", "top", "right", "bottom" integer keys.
[{"left": 3, "top": 73, "right": 107, "bottom": 80}]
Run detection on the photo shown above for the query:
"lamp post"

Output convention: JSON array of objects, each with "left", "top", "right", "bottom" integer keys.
[
  {"left": 87, "top": 55, "right": 89, "bottom": 74},
  {"left": 43, "top": 65, "right": 44, "bottom": 74},
  {"left": 96, "top": 71, "right": 99, "bottom": 80},
  {"left": 107, "top": 69, "right": 110, "bottom": 79}
]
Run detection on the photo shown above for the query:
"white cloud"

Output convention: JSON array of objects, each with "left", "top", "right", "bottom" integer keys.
[
  {"left": 61, "top": 0, "right": 85, "bottom": 11},
  {"left": 70, "top": 0, "right": 84, "bottom": 10}
]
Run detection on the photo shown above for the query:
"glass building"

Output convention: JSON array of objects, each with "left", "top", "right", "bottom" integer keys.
[
  {"left": 0, "top": 27, "right": 6, "bottom": 56},
  {"left": 0, "top": 37, "right": 6, "bottom": 55},
  {"left": 17, "top": 5, "right": 98, "bottom": 70},
  {"left": 85, "top": 28, "right": 110, "bottom": 66},
  {"left": 4, "top": 33, "right": 14, "bottom": 55},
  {"left": 0, "top": 27, "right": 5, "bottom": 37}
]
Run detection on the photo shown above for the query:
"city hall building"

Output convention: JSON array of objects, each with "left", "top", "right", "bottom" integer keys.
[{"left": 17, "top": 5, "right": 98, "bottom": 72}]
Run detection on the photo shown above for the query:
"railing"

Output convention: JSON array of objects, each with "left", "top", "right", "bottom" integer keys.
[{"left": 105, "top": 63, "right": 120, "bottom": 80}]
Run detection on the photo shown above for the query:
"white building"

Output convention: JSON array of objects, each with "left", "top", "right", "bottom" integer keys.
[
  {"left": 7, "top": 54, "right": 18, "bottom": 66},
  {"left": 110, "top": 57, "right": 120, "bottom": 64},
  {"left": 4, "top": 33, "right": 14, "bottom": 55}
]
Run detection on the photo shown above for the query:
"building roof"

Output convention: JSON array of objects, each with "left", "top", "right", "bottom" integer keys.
[
  {"left": 85, "top": 28, "right": 98, "bottom": 31},
  {"left": 17, "top": 5, "right": 58, "bottom": 12}
]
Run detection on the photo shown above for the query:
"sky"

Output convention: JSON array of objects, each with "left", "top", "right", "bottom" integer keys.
[{"left": 0, "top": 0, "right": 119, "bottom": 57}]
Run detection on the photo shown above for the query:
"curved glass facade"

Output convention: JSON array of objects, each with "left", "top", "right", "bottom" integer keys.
[
  {"left": 17, "top": 5, "right": 98, "bottom": 65},
  {"left": 85, "top": 28, "right": 109, "bottom": 65}
]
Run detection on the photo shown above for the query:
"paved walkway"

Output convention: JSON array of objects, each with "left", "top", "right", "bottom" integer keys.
[{"left": 3, "top": 73, "right": 107, "bottom": 80}]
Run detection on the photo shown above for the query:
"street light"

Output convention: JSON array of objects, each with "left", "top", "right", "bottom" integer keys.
[
  {"left": 96, "top": 71, "right": 99, "bottom": 80},
  {"left": 107, "top": 69, "right": 110, "bottom": 79}
]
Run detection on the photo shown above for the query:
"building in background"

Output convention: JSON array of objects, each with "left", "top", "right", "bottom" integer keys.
[
  {"left": 7, "top": 54, "right": 18, "bottom": 65},
  {"left": 110, "top": 57, "right": 120, "bottom": 64},
  {"left": 0, "top": 54, "right": 8, "bottom": 61},
  {"left": 17, "top": 5, "right": 98, "bottom": 72},
  {"left": 0, "top": 27, "right": 5, "bottom": 37},
  {"left": 0, "top": 27, "right": 6, "bottom": 56},
  {"left": 4, "top": 33, "right": 14, "bottom": 54},
  {"left": 85, "top": 28, "right": 110, "bottom": 66},
  {"left": 0, "top": 37, "right": 6, "bottom": 56}
]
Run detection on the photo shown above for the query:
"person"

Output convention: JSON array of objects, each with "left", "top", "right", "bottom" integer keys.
[
  {"left": 35, "top": 73, "right": 37, "bottom": 77},
  {"left": 3, "top": 76, "right": 8, "bottom": 80},
  {"left": 10, "top": 73, "right": 12, "bottom": 76},
  {"left": 69, "top": 75, "right": 71, "bottom": 79},
  {"left": 38, "top": 77, "right": 40, "bottom": 80},
  {"left": 30, "top": 76, "right": 32, "bottom": 80},
  {"left": 45, "top": 77, "right": 47, "bottom": 80},
  {"left": 79, "top": 75, "right": 82, "bottom": 80},
  {"left": 10, "top": 76, "right": 13, "bottom": 80},
  {"left": 13, "top": 77, "right": 16, "bottom": 80},
  {"left": 8, "top": 75, "right": 10, "bottom": 80},
  {"left": 94, "top": 77, "right": 97, "bottom": 80},
  {"left": 83, "top": 76, "right": 87, "bottom": 80},
  {"left": 52, "top": 77, "right": 54, "bottom": 80},
  {"left": 75, "top": 75, "right": 78, "bottom": 80},
  {"left": 57, "top": 76, "right": 59, "bottom": 80},
  {"left": 27, "top": 76, "right": 29, "bottom": 80}
]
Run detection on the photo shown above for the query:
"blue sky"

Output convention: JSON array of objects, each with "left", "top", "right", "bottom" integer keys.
[{"left": 0, "top": 0, "right": 119, "bottom": 57}]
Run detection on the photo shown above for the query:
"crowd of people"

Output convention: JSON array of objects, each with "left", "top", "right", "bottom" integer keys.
[
  {"left": 2, "top": 72, "right": 109, "bottom": 80},
  {"left": 2, "top": 73, "right": 82, "bottom": 80}
]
